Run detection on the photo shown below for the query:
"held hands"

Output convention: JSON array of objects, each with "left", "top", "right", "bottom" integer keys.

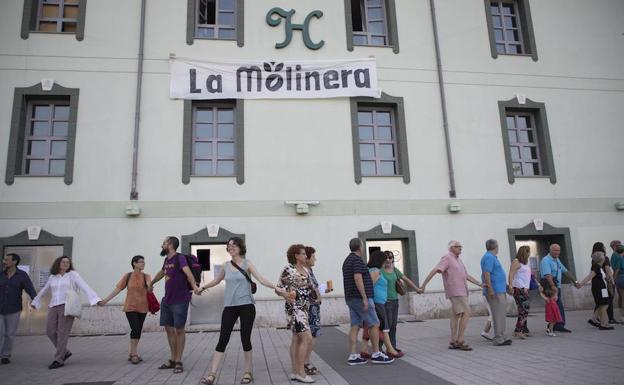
[
  {"left": 415, "top": 287, "right": 424, "bottom": 294},
  {"left": 574, "top": 282, "right": 582, "bottom": 289},
  {"left": 97, "top": 300, "right": 106, "bottom": 306},
  {"left": 193, "top": 286, "right": 202, "bottom": 296}
]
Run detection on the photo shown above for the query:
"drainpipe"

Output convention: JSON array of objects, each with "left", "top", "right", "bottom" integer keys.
[
  {"left": 130, "top": 0, "right": 146, "bottom": 200},
  {"left": 429, "top": 0, "right": 456, "bottom": 198}
]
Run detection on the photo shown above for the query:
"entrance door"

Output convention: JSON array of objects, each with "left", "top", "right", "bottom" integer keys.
[
  {"left": 189, "top": 243, "right": 229, "bottom": 325},
  {"left": 3, "top": 245, "right": 63, "bottom": 335},
  {"left": 514, "top": 234, "right": 568, "bottom": 309},
  {"left": 365, "top": 240, "right": 410, "bottom": 315}
]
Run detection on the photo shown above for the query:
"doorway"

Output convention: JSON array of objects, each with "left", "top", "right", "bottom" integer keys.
[
  {"left": 4, "top": 245, "right": 63, "bottom": 335},
  {"left": 189, "top": 243, "right": 229, "bottom": 324},
  {"left": 181, "top": 226, "right": 245, "bottom": 325},
  {"left": 366, "top": 239, "right": 410, "bottom": 315}
]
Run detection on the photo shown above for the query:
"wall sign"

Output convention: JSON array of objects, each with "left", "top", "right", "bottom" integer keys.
[
  {"left": 170, "top": 58, "right": 380, "bottom": 100},
  {"left": 266, "top": 7, "right": 324, "bottom": 50}
]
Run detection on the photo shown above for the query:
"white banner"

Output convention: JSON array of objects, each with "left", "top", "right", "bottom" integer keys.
[{"left": 170, "top": 58, "right": 380, "bottom": 100}]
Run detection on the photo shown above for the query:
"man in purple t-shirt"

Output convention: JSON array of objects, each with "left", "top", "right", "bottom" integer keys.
[{"left": 148, "top": 236, "right": 200, "bottom": 374}]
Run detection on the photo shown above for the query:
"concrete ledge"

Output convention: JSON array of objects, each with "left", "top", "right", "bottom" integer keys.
[{"left": 60, "top": 285, "right": 596, "bottom": 335}]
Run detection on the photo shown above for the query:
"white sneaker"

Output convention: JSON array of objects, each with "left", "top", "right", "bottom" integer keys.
[
  {"left": 480, "top": 331, "right": 493, "bottom": 340},
  {"left": 546, "top": 330, "right": 556, "bottom": 337},
  {"left": 293, "top": 374, "right": 315, "bottom": 383},
  {"left": 289, "top": 373, "right": 297, "bottom": 380}
]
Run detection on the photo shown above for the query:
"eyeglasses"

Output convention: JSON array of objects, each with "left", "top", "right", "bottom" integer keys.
[{"left": 452, "top": 246, "right": 463, "bottom": 248}]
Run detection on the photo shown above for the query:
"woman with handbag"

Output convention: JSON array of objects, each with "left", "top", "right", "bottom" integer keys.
[
  {"left": 508, "top": 246, "right": 532, "bottom": 338},
  {"left": 198, "top": 237, "right": 290, "bottom": 385},
  {"left": 579, "top": 250, "right": 615, "bottom": 330},
  {"left": 98, "top": 255, "right": 155, "bottom": 364},
  {"left": 31, "top": 256, "right": 101, "bottom": 369},
  {"left": 381, "top": 251, "right": 422, "bottom": 353}
]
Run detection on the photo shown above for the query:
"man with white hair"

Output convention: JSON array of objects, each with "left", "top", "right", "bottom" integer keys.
[
  {"left": 540, "top": 243, "right": 579, "bottom": 333},
  {"left": 420, "top": 241, "right": 483, "bottom": 351}
]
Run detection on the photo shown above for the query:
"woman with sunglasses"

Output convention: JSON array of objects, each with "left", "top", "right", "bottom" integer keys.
[{"left": 381, "top": 250, "right": 422, "bottom": 353}]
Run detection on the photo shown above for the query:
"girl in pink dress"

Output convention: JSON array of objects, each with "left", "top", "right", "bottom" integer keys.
[{"left": 539, "top": 284, "right": 563, "bottom": 336}]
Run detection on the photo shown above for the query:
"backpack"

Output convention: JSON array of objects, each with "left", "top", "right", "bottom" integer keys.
[{"left": 174, "top": 254, "right": 202, "bottom": 288}]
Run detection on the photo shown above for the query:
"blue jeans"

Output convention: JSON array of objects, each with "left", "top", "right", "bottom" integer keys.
[
  {"left": 160, "top": 301, "right": 190, "bottom": 328},
  {"left": 346, "top": 297, "right": 379, "bottom": 327},
  {"left": 553, "top": 288, "right": 566, "bottom": 330}
]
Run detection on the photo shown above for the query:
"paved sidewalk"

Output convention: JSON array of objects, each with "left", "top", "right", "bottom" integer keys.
[{"left": 1, "top": 310, "right": 622, "bottom": 385}]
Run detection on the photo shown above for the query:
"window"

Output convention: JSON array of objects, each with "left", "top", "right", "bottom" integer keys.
[
  {"left": 498, "top": 97, "right": 556, "bottom": 184},
  {"left": 344, "top": 0, "right": 399, "bottom": 53},
  {"left": 21, "top": 0, "right": 87, "bottom": 40},
  {"left": 350, "top": 93, "right": 410, "bottom": 184},
  {"left": 5, "top": 83, "right": 79, "bottom": 185},
  {"left": 187, "top": 0, "right": 244, "bottom": 46},
  {"left": 357, "top": 108, "right": 398, "bottom": 176},
  {"left": 22, "top": 102, "right": 70, "bottom": 176},
  {"left": 182, "top": 100, "right": 244, "bottom": 184},
  {"left": 484, "top": 0, "right": 538, "bottom": 60}
]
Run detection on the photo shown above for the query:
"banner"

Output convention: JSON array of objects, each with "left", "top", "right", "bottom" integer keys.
[{"left": 170, "top": 58, "right": 380, "bottom": 100}]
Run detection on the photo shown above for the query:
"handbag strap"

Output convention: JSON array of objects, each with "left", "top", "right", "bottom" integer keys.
[{"left": 230, "top": 260, "right": 253, "bottom": 285}]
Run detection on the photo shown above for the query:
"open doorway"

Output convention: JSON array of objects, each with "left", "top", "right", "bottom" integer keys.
[
  {"left": 508, "top": 222, "right": 575, "bottom": 309},
  {"left": 358, "top": 224, "right": 418, "bottom": 316},
  {"left": 181, "top": 226, "right": 245, "bottom": 325}
]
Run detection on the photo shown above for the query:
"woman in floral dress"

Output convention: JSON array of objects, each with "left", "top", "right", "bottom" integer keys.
[{"left": 277, "top": 244, "right": 315, "bottom": 383}]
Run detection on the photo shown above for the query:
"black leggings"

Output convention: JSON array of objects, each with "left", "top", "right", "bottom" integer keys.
[
  {"left": 215, "top": 304, "right": 256, "bottom": 352},
  {"left": 125, "top": 312, "right": 147, "bottom": 339}
]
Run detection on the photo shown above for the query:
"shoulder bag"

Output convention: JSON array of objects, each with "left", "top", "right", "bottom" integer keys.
[{"left": 231, "top": 260, "right": 257, "bottom": 294}]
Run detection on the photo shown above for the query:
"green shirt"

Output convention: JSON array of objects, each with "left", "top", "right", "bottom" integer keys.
[{"left": 381, "top": 268, "right": 404, "bottom": 300}]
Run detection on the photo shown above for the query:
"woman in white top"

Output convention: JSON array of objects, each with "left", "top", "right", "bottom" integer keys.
[
  {"left": 31, "top": 256, "right": 101, "bottom": 369},
  {"left": 508, "top": 246, "right": 532, "bottom": 338}
]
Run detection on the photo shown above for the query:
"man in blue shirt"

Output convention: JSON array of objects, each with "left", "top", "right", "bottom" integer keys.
[
  {"left": 480, "top": 239, "right": 512, "bottom": 346},
  {"left": 0, "top": 253, "right": 37, "bottom": 364},
  {"left": 540, "top": 243, "right": 579, "bottom": 333}
]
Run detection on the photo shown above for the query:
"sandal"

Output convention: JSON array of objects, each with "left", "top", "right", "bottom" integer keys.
[
  {"left": 240, "top": 371, "right": 253, "bottom": 384},
  {"left": 158, "top": 360, "right": 175, "bottom": 369},
  {"left": 455, "top": 341, "right": 472, "bottom": 351},
  {"left": 173, "top": 362, "right": 183, "bottom": 374},
  {"left": 130, "top": 355, "right": 141, "bottom": 365},
  {"left": 448, "top": 341, "right": 460, "bottom": 349},
  {"left": 304, "top": 363, "right": 318, "bottom": 375},
  {"left": 200, "top": 372, "right": 217, "bottom": 385}
]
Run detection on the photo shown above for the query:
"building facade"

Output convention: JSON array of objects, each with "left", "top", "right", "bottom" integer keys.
[{"left": 1, "top": 0, "right": 623, "bottom": 334}]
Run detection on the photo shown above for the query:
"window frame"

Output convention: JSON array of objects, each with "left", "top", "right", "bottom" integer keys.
[
  {"left": 21, "top": 0, "right": 87, "bottom": 41},
  {"left": 498, "top": 97, "right": 556, "bottom": 184},
  {"left": 344, "top": 0, "right": 400, "bottom": 54},
  {"left": 183, "top": 99, "right": 244, "bottom": 185},
  {"left": 5, "top": 83, "right": 79, "bottom": 185},
  {"left": 357, "top": 106, "right": 400, "bottom": 177},
  {"left": 484, "top": 0, "right": 538, "bottom": 61},
  {"left": 187, "top": 0, "right": 244, "bottom": 47},
  {"left": 191, "top": 103, "right": 236, "bottom": 177},
  {"left": 22, "top": 100, "right": 71, "bottom": 177},
  {"left": 350, "top": 92, "right": 410, "bottom": 184}
]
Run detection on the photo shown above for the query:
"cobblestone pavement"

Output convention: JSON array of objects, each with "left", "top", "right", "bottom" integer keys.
[{"left": 1, "top": 310, "right": 622, "bottom": 385}]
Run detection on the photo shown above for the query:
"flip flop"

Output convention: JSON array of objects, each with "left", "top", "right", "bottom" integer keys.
[{"left": 200, "top": 372, "right": 217, "bottom": 385}]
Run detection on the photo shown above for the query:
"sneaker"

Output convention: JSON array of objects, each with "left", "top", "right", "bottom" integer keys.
[
  {"left": 598, "top": 325, "right": 614, "bottom": 330},
  {"left": 347, "top": 354, "right": 367, "bottom": 366},
  {"left": 48, "top": 360, "right": 64, "bottom": 369},
  {"left": 293, "top": 374, "right": 315, "bottom": 383},
  {"left": 1, "top": 358, "right": 10, "bottom": 364},
  {"left": 359, "top": 351, "right": 371, "bottom": 359},
  {"left": 495, "top": 339, "right": 512, "bottom": 346},
  {"left": 370, "top": 352, "right": 394, "bottom": 364},
  {"left": 588, "top": 319, "right": 599, "bottom": 327},
  {"left": 480, "top": 331, "right": 493, "bottom": 341},
  {"left": 546, "top": 330, "right": 556, "bottom": 337}
]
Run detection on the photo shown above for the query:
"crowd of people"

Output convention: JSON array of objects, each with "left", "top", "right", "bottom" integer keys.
[{"left": 0, "top": 236, "right": 623, "bottom": 384}]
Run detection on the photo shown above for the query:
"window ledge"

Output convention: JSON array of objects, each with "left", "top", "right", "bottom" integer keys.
[
  {"left": 513, "top": 175, "right": 551, "bottom": 179},
  {"left": 28, "top": 31, "right": 76, "bottom": 36},
  {"left": 496, "top": 53, "right": 534, "bottom": 58},
  {"left": 353, "top": 43, "right": 392, "bottom": 49},
  {"left": 13, "top": 175, "right": 65, "bottom": 178},
  {"left": 192, "top": 37, "right": 237, "bottom": 42}
]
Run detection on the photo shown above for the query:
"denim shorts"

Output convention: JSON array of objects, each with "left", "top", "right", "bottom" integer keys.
[
  {"left": 308, "top": 303, "right": 321, "bottom": 337},
  {"left": 346, "top": 297, "right": 379, "bottom": 328},
  {"left": 160, "top": 300, "right": 190, "bottom": 328}
]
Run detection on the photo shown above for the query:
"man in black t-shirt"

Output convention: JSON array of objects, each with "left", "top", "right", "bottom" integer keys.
[{"left": 342, "top": 238, "right": 393, "bottom": 365}]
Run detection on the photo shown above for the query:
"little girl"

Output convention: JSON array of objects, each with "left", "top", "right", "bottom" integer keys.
[{"left": 539, "top": 283, "right": 562, "bottom": 336}]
